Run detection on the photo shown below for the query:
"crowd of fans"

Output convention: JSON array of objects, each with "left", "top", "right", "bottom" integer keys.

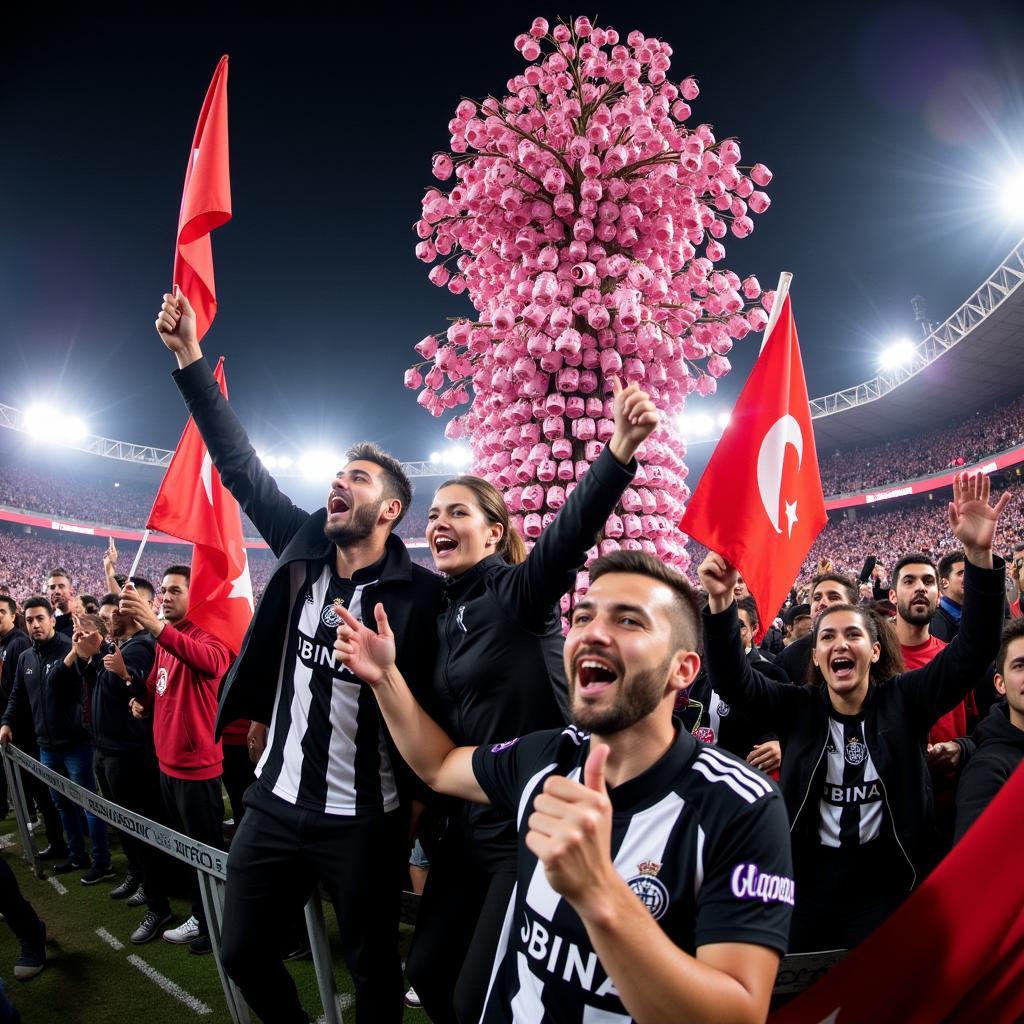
[{"left": 818, "top": 394, "right": 1024, "bottom": 495}]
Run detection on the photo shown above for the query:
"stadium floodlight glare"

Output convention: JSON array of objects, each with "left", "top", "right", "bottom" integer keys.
[
  {"left": 66, "top": 416, "right": 89, "bottom": 442},
  {"left": 1000, "top": 169, "right": 1024, "bottom": 219},
  {"left": 299, "top": 450, "right": 342, "bottom": 480},
  {"left": 23, "top": 404, "right": 54, "bottom": 439},
  {"left": 717, "top": 412, "right": 731, "bottom": 430},
  {"left": 430, "top": 451, "right": 442, "bottom": 464},
  {"left": 879, "top": 339, "right": 916, "bottom": 371},
  {"left": 277, "top": 455, "right": 293, "bottom": 470}
]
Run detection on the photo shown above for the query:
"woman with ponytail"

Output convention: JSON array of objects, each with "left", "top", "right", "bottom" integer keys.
[
  {"left": 406, "top": 377, "right": 658, "bottom": 1024},
  {"left": 697, "top": 472, "right": 1010, "bottom": 953}
]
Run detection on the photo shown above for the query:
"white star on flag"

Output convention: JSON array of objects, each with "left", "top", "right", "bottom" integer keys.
[{"left": 228, "top": 553, "right": 254, "bottom": 613}]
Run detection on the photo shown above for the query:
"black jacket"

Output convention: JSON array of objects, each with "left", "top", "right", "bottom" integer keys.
[
  {"left": 78, "top": 631, "right": 156, "bottom": 754},
  {"left": 432, "top": 445, "right": 635, "bottom": 840},
  {"left": 0, "top": 630, "right": 33, "bottom": 749},
  {"left": 3, "top": 632, "right": 88, "bottom": 748},
  {"left": 775, "top": 632, "right": 811, "bottom": 684},
  {"left": 929, "top": 602, "right": 959, "bottom": 643},
  {"left": 172, "top": 358, "right": 443, "bottom": 737},
  {"left": 954, "top": 703, "right": 1024, "bottom": 843},
  {"left": 702, "top": 558, "right": 1005, "bottom": 891},
  {"left": 433, "top": 446, "right": 633, "bottom": 741}
]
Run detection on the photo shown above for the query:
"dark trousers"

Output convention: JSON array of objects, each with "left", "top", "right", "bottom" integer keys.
[
  {"left": 155, "top": 773, "right": 224, "bottom": 933},
  {"left": 94, "top": 747, "right": 162, "bottom": 877},
  {"left": 23, "top": 772, "right": 64, "bottom": 853},
  {"left": 221, "top": 744, "right": 255, "bottom": 831},
  {"left": 0, "top": 857, "right": 42, "bottom": 943},
  {"left": 219, "top": 785, "right": 405, "bottom": 1024},
  {"left": 405, "top": 828, "right": 518, "bottom": 1024}
]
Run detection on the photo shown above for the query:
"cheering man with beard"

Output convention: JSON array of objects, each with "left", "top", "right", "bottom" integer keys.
[
  {"left": 155, "top": 289, "right": 442, "bottom": 1023},
  {"left": 333, "top": 551, "right": 794, "bottom": 1024}
]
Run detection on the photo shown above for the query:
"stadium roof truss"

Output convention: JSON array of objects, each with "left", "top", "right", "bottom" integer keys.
[
  {"left": 809, "top": 237, "right": 1024, "bottom": 448},
  {"left": 0, "top": 402, "right": 449, "bottom": 479}
]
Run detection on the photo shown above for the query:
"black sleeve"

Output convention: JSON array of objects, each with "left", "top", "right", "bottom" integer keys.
[
  {"left": 702, "top": 605, "right": 805, "bottom": 732},
  {"left": 172, "top": 358, "right": 309, "bottom": 557},
  {"left": 120, "top": 641, "right": 156, "bottom": 687},
  {"left": 775, "top": 636, "right": 810, "bottom": 684},
  {"left": 953, "top": 753, "right": 1011, "bottom": 843},
  {"left": 1, "top": 651, "right": 27, "bottom": 727},
  {"left": 493, "top": 446, "right": 635, "bottom": 628},
  {"left": 471, "top": 732, "right": 558, "bottom": 821},
  {"left": 695, "top": 793, "right": 794, "bottom": 954},
  {"left": 896, "top": 559, "right": 1006, "bottom": 728}
]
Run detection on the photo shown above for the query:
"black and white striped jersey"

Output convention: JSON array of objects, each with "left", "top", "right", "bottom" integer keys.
[
  {"left": 471, "top": 723, "right": 793, "bottom": 1023},
  {"left": 256, "top": 556, "right": 397, "bottom": 816},
  {"left": 817, "top": 714, "right": 884, "bottom": 848}
]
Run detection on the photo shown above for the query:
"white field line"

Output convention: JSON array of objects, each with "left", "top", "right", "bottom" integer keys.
[
  {"left": 314, "top": 992, "right": 355, "bottom": 1023},
  {"left": 47, "top": 876, "right": 68, "bottom": 896},
  {"left": 95, "top": 927, "right": 124, "bottom": 951},
  {"left": 126, "top": 955, "right": 213, "bottom": 1016}
]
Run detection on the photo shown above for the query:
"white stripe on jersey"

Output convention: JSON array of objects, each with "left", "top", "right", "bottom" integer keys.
[
  {"left": 691, "top": 750, "right": 770, "bottom": 804},
  {"left": 582, "top": 1005, "right": 631, "bottom": 1023},
  {"left": 709, "top": 688, "right": 724, "bottom": 741},
  {"left": 518, "top": 764, "right": 559, "bottom": 830},
  {"left": 859, "top": 752, "right": 882, "bottom": 843},
  {"left": 255, "top": 563, "right": 305, "bottom": 780},
  {"left": 694, "top": 825, "right": 705, "bottom": 899},
  {"left": 526, "top": 768, "right": 582, "bottom": 920},
  {"left": 509, "top": 952, "right": 546, "bottom": 1023},
  {"left": 699, "top": 747, "right": 773, "bottom": 797},
  {"left": 268, "top": 563, "right": 395, "bottom": 814},
  {"left": 611, "top": 792, "right": 685, "bottom": 880},
  {"left": 481, "top": 881, "right": 518, "bottom": 1020}
]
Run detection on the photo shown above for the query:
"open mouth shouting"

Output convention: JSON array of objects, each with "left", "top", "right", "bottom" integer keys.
[
  {"left": 574, "top": 655, "right": 621, "bottom": 696},
  {"left": 328, "top": 492, "right": 351, "bottom": 518},
  {"left": 432, "top": 534, "right": 459, "bottom": 559},
  {"left": 829, "top": 655, "right": 856, "bottom": 682}
]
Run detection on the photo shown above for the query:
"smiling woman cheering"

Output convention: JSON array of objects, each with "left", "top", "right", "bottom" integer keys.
[
  {"left": 405, "top": 376, "right": 658, "bottom": 1024},
  {"left": 698, "top": 471, "right": 1010, "bottom": 953}
]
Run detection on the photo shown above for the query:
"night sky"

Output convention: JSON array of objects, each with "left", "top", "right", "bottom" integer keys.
[{"left": 2, "top": 4, "right": 1022, "bottom": 475}]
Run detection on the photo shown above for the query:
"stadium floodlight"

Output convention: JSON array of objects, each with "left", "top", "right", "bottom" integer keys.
[
  {"left": 299, "top": 450, "right": 342, "bottom": 480},
  {"left": 23, "top": 404, "right": 54, "bottom": 439},
  {"left": 66, "top": 416, "right": 89, "bottom": 442},
  {"left": 430, "top": 451, "right": 442, "bottom": 464},
  {"left": 277, "top": 455, "right": 293, "bottom": 470},
  {"left": 717, "top": 412, "right": 731, "bottom": 430},
  {"left": 879, "top": 339, "right": 916, "bottom": 371},
  {"left": 1000, "top": 169, "right": 1024, "bottom": 219},
  {"left": 442, "top": 445, "right": 472, "bottom": 467}
]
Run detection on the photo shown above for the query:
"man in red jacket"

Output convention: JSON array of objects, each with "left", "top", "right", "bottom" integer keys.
[{"left": 121, "top": 565, "right": 231, "bottom": 955}]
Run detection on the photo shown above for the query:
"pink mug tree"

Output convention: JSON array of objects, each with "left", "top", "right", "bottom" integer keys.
[{"left": 406, "top": 16, "right": 774, "bottom": 611}]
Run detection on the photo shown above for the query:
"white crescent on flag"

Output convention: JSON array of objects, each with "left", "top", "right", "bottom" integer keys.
[
  {"left": 200, "top": 450, "right": 214, "bottom": 505},
  {"left": 756, "top": 414, "right": 803, "bottom": 537}
]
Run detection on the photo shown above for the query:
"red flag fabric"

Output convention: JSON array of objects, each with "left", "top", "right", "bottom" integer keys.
[
  {"left": 770, "top": 762, "right": 1024, "bottom": 1024},
  {"left": 174, "top": 54, "right": 231, "bottom": 342},
  {"left": 680, "top": 294, "right": 827, "bottom": 636},
  {"left": 147, "top": 358, "right": 253, "bottom": 653}
]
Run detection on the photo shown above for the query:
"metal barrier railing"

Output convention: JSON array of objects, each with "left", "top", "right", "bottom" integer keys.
[{"left": 0, "top": 744, "right": 346, "bottom": 1024}]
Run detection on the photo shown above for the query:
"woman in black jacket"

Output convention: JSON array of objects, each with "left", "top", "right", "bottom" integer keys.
[
  {"left": 698, "top": 472, "right": 1008, "bottom": 952},
  {"left": 405, "top": 378, "right": 658, "bottom": 1024}
]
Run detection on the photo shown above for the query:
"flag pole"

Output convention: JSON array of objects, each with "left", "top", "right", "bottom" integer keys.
[
  {"left": 127, "top": 529, "right": 151, "bottom": 579},
  {"left": 759, "top": 271, "right": 793, "bottom": 354}
]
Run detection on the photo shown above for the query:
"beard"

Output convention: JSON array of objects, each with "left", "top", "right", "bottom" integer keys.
[
  {"left": 898, "top": 598, "right": 934, "bottom": 627},
  {"left": 571, "top": 661, "right": 668, "bottom": 735},
  {"left": 323, "top": 501, "right": 380, "bottom": 548}
]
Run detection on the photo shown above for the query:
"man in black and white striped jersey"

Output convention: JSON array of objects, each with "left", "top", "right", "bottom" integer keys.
[
  {"left": 156, "top": 291, "right": 443, "bottom": 1024},
  {"left": 334, "top": 549, "right": 794, "bottom": 1024}
]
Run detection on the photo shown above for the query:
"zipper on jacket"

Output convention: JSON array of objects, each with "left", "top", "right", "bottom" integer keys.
[
  {"left": 875, "top": 768, "right": 917, "bottom": 891},
  {"left": 790, "top": 730, "right": 829, "bottom": 834}
]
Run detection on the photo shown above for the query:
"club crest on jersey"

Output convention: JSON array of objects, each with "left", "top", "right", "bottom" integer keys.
[
  {"left": 693, "top": 726, "right": 716, "bottom": 744},
  {"left": 155, "top": 667, "right": 169, "bottom": 696},
  {"left": 716, "top": 700, "right": 731, "bottom": 717},
  {"left": 845, "top": 736, "right": 867, "bottom": 766},
  {"left": 626, "top": 861, "right": 669, "bottom": 920},
  {"left": 321, "top": 602, "right": 343, "bottom": 629}
]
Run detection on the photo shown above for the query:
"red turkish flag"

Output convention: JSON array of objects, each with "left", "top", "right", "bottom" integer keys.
[
  {"left": 680, "top": 294, "right": 827, "bottom": 636},
  {"left": 769, "top": 763, "right": 1024, "bottom": 1024},
  {"left": 147, "top": 358, "right": 253, "bottom": 653},
  {"left": 174, "top": 55, "right": 231, "bottom": 342}
]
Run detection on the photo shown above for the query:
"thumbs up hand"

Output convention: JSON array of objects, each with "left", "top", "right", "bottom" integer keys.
[{"left": 525, "top": 743, "right": 616, "bottom": 915}]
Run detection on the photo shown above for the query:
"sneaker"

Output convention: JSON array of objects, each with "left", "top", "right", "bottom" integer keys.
[
  {"left": 405, "top": 987, "right": 422, "bottom": 1008},
  {"left": 163, "top": 915, "right": 201, "bottom": 944},
  {"left": 125, "top": 884, "right": 147, "bottom": 908},
  {"left": 282, "top": 940, "right": 311, "bottom": 962},
  {"left": 131, "top": 910, "right": 173, "bottom": 945},
  {"left": 53, "top": 857, "right": 90, "bottom": 875},
  {"left": 80, "top": 863, "right": 116, "bottom": 886},
  {"left": 110, "top": 874, "right": 142, "bottom": 900},
  {"left": 37, "top": 845, "right": 69, "bottom": 862},
  {"left": 14, "top": 921, "right": 45, "bottom": 981},
  {"left": 188, "top": 933, "right": 213, "bottom": 956}
]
